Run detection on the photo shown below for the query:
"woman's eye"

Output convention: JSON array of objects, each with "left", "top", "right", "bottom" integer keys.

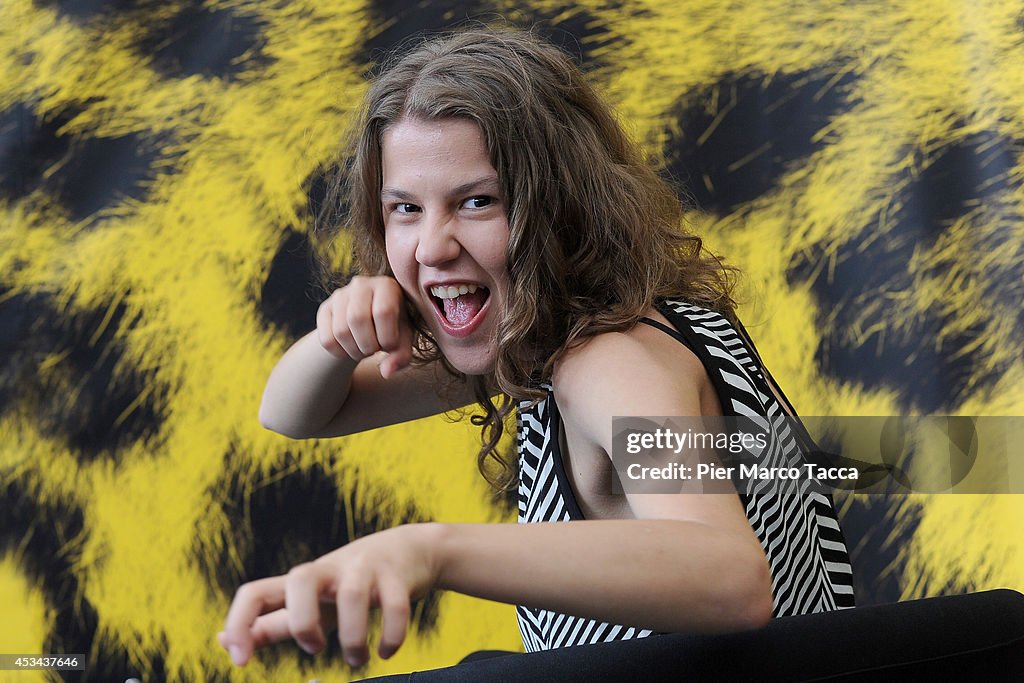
[
  {"left": 462, "top": 196, "right": 492, "bottom": 209},
  {"left": 395, "top": 203, "right": 419, "bottom": 214}
]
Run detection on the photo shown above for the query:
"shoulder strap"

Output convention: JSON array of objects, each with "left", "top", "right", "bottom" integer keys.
[
  {"left": 729, "top": 316, "right": 829, "bottom": 458},
  {"left": 647, "top": 301, "right": 762, "bottom": 419},
  {"left": 650, "top": 299, "right": 798, "bottom": 419},
  {"left": 637, "top": 317, "right": 696, "bottom": 351}
]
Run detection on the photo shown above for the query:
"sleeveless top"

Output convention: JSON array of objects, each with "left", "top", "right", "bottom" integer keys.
[{"left": 514, "top": 298, "right": 856, "bottom": 652}]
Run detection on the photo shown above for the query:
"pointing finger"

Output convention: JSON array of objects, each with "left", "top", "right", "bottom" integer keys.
[{"left": 222, "top": 576, "right": 287, "bottom": 666}]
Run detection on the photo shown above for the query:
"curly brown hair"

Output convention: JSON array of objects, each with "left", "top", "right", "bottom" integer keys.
[{"left": 318, "top": 27, "right": 738, "bottom": 490}]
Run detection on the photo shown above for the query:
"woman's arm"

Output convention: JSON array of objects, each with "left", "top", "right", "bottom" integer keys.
[
  {"left": 438, "top": 326, "right": 772, "bottom": 631},
  {"left": 436, "top": 519, "right": 771, "bottom": 631},
  {"left": 258, "top": 275, "right": 474, "bottom": 438},
  {"left": 219, "top": 517, "right": 770, "bottom": 667},
  {"left": 221, "top": 321, "right": 772, "bottom": 666}
]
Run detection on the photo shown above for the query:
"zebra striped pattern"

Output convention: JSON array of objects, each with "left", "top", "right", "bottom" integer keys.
[{"left": 514, "top": 299, "right": 855, "bottom": 652}]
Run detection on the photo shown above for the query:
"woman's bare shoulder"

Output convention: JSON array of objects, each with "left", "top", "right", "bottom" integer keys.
[
  {"left": 551, "top": 308, "right": 712, "bottom": 446},
  {"left": 554, "top": 308, "right": 706, "bottom": 390}
]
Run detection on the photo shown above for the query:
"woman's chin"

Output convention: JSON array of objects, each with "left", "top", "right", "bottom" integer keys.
[
  {"left": 440, "top": 345, "right": 496, "bottom": 377},
  {"left": 425, "top": 315, "right": 499, "bottom": 376}
]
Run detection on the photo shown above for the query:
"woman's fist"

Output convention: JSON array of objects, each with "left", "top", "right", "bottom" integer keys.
[{"left": 317, "top": 276, "right": 414, "bottom": 379}]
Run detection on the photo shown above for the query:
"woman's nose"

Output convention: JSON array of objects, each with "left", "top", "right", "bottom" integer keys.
[{"left": 415, "top": 218, "right": 461, "bottom": 267}]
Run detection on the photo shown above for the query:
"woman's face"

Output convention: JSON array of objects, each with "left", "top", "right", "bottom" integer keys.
[{"left": 381, "top": 117, "right": 510, "bottom": 375}]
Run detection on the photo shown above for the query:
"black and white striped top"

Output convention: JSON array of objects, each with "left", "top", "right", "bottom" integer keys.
[{"left": 514, "top": 298, "right": 856, "bottom": 652}]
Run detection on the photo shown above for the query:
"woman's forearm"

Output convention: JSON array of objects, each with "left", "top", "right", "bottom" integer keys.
[
  {"left": 258, "top": 331, "right": 359, "bottom": 438},
  {"left": 218, "top": 514, "right": 774, "bottom": 667},
  {"left": 432, "top": 519, "right": 773, "bottom": 634}
]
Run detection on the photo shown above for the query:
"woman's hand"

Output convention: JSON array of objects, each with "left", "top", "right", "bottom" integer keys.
[
  {"left": 318, "top": 276, "right": 414, "bottom": 379},
  {"left": 218, "top": 523, "right": 443, "bottom": 668}
]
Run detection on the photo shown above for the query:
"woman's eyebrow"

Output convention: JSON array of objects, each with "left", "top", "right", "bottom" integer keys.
[
  {"left": 380, "top": 187, "right": 414, "bottom": 201},
  {"left": 380, "top": 176, "right": 501, "bottom": 201},
  {"left": 448, "top": 176, "right": 501, "bottom": 197}
]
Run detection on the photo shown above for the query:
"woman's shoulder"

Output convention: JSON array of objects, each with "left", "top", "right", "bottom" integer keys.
[{"left": 551, "top": 305, "right": 713, "bottom": 422}]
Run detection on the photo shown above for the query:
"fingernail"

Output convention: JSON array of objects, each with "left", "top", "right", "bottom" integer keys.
[
  {"left": 345, "top": 653, "right": 362, "bottom": 667},
  {"left": 229, "top": 645, "right": 244, "bottom": 666}
]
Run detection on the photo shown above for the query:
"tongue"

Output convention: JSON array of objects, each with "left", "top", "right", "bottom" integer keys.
[{"left": 442, "top": 289, "right": 488, "bottom": 327}]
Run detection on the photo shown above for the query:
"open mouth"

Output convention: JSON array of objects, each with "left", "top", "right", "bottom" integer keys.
[{"left": 429, "top": 284, "right": 491, "bottom": 330}]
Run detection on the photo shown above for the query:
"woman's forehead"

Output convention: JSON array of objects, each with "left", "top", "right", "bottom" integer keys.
[
  {"left": 381, "top": 118, "right": 497, "bottom": 188},
  {"left": 382, "top": 117, "right": 486, "bottom": 148}
]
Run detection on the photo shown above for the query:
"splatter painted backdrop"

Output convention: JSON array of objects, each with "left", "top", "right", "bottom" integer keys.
[{"left": 2, "top": 1, "right": 1023, "bottom": 681}]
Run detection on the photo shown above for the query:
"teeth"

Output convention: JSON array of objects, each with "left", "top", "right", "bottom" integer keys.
[{"left": 431, "top": 284, "right": 481, "bottom": 299}]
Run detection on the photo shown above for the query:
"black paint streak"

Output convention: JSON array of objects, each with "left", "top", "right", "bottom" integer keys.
[
  {"left": 360, "top": 0, "right": 504, "bottom": 66},
  {"left": 303, "top": 162, "right": 351, "bottom": 290},
  {"left": 305, "top": 164, "right": 335, "bottom": 227},
  {"left": 791, "top": 238, "right": 994, "bottom": 412},
  {"left": 0, "top": 480, "right": 169, "bottom": 682},
  {"left": 36, "top": 0, "right": 141, "bottom": 22},
  {"left": 835, "top": 495, "right": 921, "bottom": 607},
  {"left": 1, "top": 100, "right": 168, "bottom": 221},
  {"left": 198, "top": 456, "right": 442, "bottom": 669},
  {"left": 359, "top": 0, "right": 621, "bottom": 72},
  {"left": 665, "top": 68, "right": 857, "bottom": 214},
  {"left": 50, "top": 130, "right": 161, "bottom": 222},
  {"left": 0, "top": 287, "right": 166, "bottom": 461},
  {"left": 787, "top": 130, "right": 1019, "bottom": 412},
  {"left": 899, "top": 130, "right": 1016, "bottom": 248},
  {"left": 135, "top": 1, "right": 272, "bottom": 81},
  {"left": 40, "top": 0, "right": 271, "bottom": 80},
  {"left": 0, "top": 103, "right": 77, "bottom": 201},
  {"left": 259, "top": 229, "right": 323, "bottom": 340},
  {"left": 811, "top": 427, "right": 914, "bottom": 606},
  {"left": 504, "top": 5, "right": 624, "bottom": 72}
]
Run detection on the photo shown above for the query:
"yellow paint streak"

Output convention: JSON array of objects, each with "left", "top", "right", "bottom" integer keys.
[
  {"left": 4, "top": 0, "right": 1024, "bottom": 680},
  {"left": 903, "top": 494, "right": 1024, "bottom": 598},
  {"left": 0, "top": 558, "right": 49, "bottom": 683},
  {"left": 3, "top": 0, "right": 520, "bottom": 679},
  {"left": 573, "top": 0, "right": 1024, "bottom": 602}
]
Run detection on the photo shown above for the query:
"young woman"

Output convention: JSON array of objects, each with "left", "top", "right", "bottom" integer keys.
[{"left": 218, "top": 27, "right": 854, "bottom": 670}]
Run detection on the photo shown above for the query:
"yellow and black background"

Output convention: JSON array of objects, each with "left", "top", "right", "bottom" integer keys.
[{"left": 2, "top": 0, "right": 1024, "bottom": 681}]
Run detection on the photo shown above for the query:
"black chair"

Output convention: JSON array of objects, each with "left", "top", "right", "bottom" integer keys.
[{"left": 358, "top": 589, "right": 1024, "bottom": 681}]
